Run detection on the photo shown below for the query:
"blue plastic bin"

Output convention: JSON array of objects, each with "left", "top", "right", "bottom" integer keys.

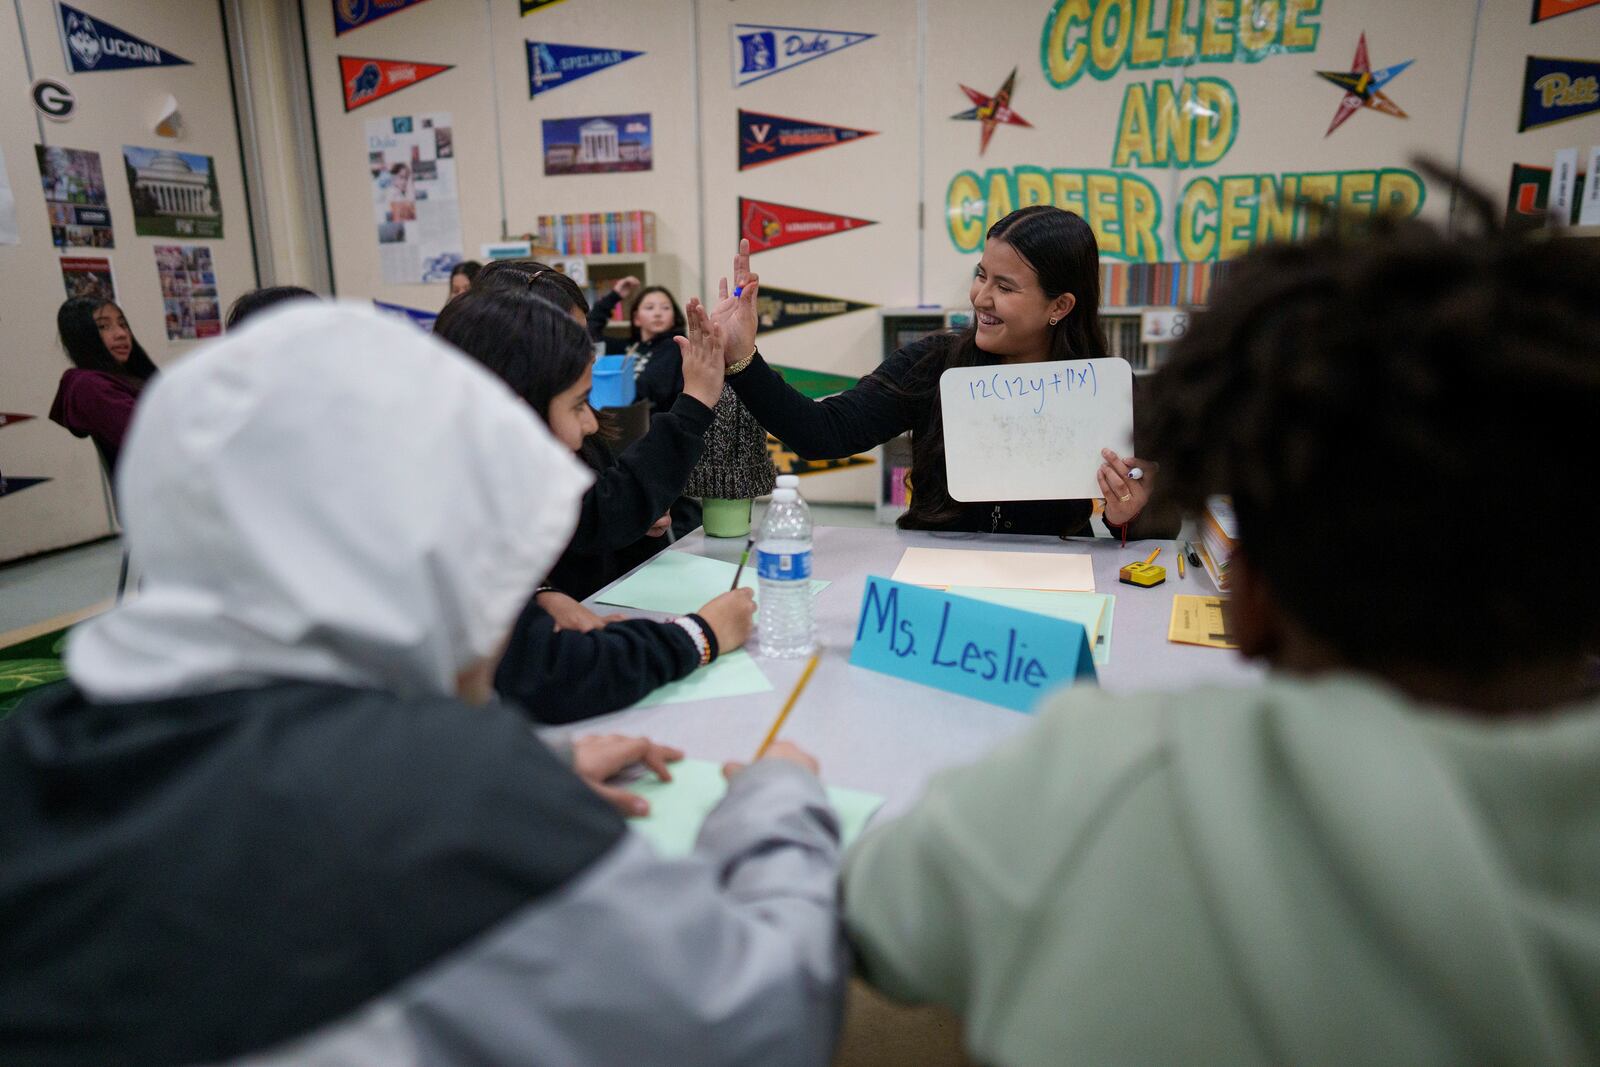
[{"left": 590, "top": 354, "right": 637, "bottom": 409}]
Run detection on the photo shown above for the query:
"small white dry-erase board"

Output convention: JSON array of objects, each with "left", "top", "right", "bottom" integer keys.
[{"left": 939, "top": 358, "right": 1135, "bottom": 502}]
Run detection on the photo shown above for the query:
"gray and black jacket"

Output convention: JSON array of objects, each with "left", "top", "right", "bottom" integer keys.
[{"left": 0, "top": 682, "right": 846, "bottom": 1066}]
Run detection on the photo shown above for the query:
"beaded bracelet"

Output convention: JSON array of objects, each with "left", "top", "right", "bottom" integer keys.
[{"left": 671, "top": 616, "right": 713, "bottom": 667}]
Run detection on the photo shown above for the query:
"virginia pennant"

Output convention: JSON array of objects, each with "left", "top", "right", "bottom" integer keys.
[
  {"left": 340, "top": 56, "right": 453, "bottom": 111},
  {"left": 739, "top": 198, "right": 876, "bottom": 254},
  {"left": 738, "top": 110, "right": 876, "bottom": 170},
  {"left": 56, "top": 3, "right": 192, "bottom": 73}
]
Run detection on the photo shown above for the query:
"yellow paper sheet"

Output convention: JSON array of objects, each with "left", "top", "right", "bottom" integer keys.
[
  {"left": 1168, "top": 595, "right": 1238, "bottom": 649},
  {"left": 891, "top": 546, "right": 1095, "bottom": 593}
]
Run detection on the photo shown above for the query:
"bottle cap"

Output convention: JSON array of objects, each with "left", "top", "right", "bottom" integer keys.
[
  {"left": 776, "top": 474, "right": 800, "bottom": 489},
  {"left": 771, "top": 488, "right": 798, "bottom": 503}
]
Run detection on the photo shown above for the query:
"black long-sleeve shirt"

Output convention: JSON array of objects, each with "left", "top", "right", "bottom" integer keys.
[
  {"left": 587, "top": 291, "right": 685, "bottom": 414},
  {"left": 548, "top": 392, "right": 713, "bottom": 600},
  {"left": 727, "top": 336, "right": 1177, "bottom": 538}
]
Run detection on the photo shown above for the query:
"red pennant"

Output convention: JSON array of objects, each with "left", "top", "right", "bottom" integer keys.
[
  {"left": 738, "top": 197, "right": 877, "bottom": 254},
  {"left": 1532, "top": 0, "right": 1600, "bottom": 22},
  {"left": 0, "top": 413, "right": 36, "bottom": 429},
  {"left": 340, "top": 56, "right": 453, "bottom": 111}
]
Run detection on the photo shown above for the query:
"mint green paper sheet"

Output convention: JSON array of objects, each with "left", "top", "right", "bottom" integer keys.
[
  {"left": 949, "top": 587, "right": 1116, "bottom": 667},
  {"left": 596, "top": 551, "right": 828, "bottom": 615},
  {"left": 625, "top": 758, "right": 885, "bottom": 857},
  {"left": 627, "top": 650, "right": 772, "bottom": 709}
]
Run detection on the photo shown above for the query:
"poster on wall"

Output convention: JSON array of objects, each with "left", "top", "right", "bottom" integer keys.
[
  {"left": 739, "top": 197, "right": 876, "bottom": 254},
  {"left": 59, "top": 256, "right": 116, "bottom": 301},
  {"left": 35, "top": 146, "right": 113, "bottom": 249},
  {"left": 154, "top": 245, "right": 221, "bottom": 340},
  {"left": 334, "top": 0, "right": 433, "bottom": 36},
  {"left": 542, "top": 113, "right": 652, "bottom": 175},
  {"left": 56, "top": 3, "right": 191, "bottom": 73},
  {"left": 122, "top": 147, "right": 224, "bottom": 239},
  {"left": 730, "top": 23, "right": 876, "bottom": 87},
  {"left": 737, "top": 110, "right": 875, "bottom": 170},
  {"left": 0, "top": 145, "right": 18, "bottom": 245},
  {"left": 340, "top": 56, "right": 453, "bottom": 111},
  {"left": 366, "top": 112, "right": 463, "bottom": 284},
  {"left": 1520, "top": 56, "right": 1600, "bottom": 131},
  {"left": 1532, "top": 0, "right": 1600, "bottom": 22}
]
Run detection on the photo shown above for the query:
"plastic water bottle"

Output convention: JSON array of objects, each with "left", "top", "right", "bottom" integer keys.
[{"left": 756, "top": 486, "right": 815, "bottom": 658}]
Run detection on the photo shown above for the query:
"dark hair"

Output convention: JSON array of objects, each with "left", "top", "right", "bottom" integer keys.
[
  {"left": 432, "top": 287, "right": 593, "bottom": 423},
  {"left": 449, "top": 260, "right": 482, "bottom": 284},
  {"left": 1142, "top": 181, "right": 1600, "bottom": 679},
  {"left": 473, "top": 258, "right": 590, "bottom": 316},
  {"left": 899, "top": 206, "right": 1107, "bottom": 528},
  {"left": 225, "top": 286, "right": 317, "bottom": 331},
  {"left": 626, "top": 285, "right": 685, "bottom": 344},
  {"left": 57, "top": 298, "right": 158, "bottom": 382}
]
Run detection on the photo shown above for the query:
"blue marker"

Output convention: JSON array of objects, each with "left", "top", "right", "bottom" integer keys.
[{"left": 733, "top": 285, "right": 744, "bottom": 297}]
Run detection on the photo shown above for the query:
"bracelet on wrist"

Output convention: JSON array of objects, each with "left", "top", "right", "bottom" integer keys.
[
  {"left": 671, "top": 616, "right": 714, "bottom": 667},
  {"left": 726, "top": 348, "right": 758, "bottom": 376}
]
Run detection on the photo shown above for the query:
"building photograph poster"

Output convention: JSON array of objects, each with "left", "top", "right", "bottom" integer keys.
[
  {"left": 122, "top": 146, "right": 224, "bottom": 239},
  {"left": 365, "top": 112, "right": 463, "bottom": 284},
  {"left": 35, "top": 145, "right": 114, "bottom": 248},
  {"left": 542, "top": 113, "right": 653, "bottom": 176}
]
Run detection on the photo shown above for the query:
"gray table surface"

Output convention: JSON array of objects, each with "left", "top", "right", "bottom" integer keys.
[{"left": 561, "top": 526, "right": 1261, "bottom": 820}]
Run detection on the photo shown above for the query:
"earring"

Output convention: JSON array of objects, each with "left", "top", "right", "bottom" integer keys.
[{"left": 1048, "top": 317, "right": 1059, "bottom": 325}]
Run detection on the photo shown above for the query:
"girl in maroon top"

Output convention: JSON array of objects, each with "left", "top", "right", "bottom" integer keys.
[{"left": 49, "top": 298, "right": 159, "bottom": 473}]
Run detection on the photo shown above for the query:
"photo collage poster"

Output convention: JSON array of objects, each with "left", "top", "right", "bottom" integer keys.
[
  {"left": 35, "top": 145, "right": 114, "bottom": 248},
  {"left": 154, "top": 244, "right": 221, "bottom": 340},
  {"left": 365, "top": 112, "right": 463, "bottom": 284}
]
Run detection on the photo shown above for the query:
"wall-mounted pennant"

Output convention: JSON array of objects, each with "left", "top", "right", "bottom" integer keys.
[
  {"left": 521, "top": 0, "right": 570, "bottom": 12},
  {"left": 1532, "top": 0, "right": 1600, "bottom": 22},
  {"left": 56, "top": 3, "right": 192, "bottom": 72},
  {"left": 738, "top": 197, "right": 876, "bottom": 254},
  {"left": 738, "top": 109, "right": 876, "bottom": 170},
  {"left": 334, "top": 0, "right": 434, "bottom": 36},
  {"left": 756, "top": 286, "right": 875, "bottom": 333},
  {"left": 773, "top": 365, "right": 860, "bottom": 398},
  {"left": 373, "top": 300, "right": 438, "bottom": 330},
  {"left": 1315, "top": 33, "right": 1413, "bottom": 136},
  {"left": 767, "top": 436, "right": 873, "bottom": 478},
  {"left": 340, "top": 56, "right": 453, "bottom": 111},
  {"left": 526, "top": 41, "right": 643, "bottom": 97},
  {"left": 0, "top": 414, "right": 35, "bottom": 429},
  {"left": 952, "top": 68, "right": 1033, "bottom": 155},
  {"left": 731, "top": 23, "right": 875, "bottom": 87},
  {"left": 0, "top": 476, "right": 50, "bottom": 498},
  {"left": 1520, "top": 56, "right": 1600, "bottom": 131}
]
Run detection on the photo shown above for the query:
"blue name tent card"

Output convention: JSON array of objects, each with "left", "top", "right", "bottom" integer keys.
[{"left": 849, "top": 577, "right": 1095, "bottom": 713}]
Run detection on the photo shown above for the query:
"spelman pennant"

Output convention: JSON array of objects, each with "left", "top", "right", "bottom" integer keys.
[
  {"left": 56, "top": 3, "right": 191, "bottom": 73},
  {"left": 334, "top": 0, "right": 433, "bottom": 36},
  {"left": 1520, "top": 56, "right": 1600, "bottom": 131},
  {"left": 756, "top": 286, "right": 875, "bottom": 333},
  {"left": 1531, "top": 0, "right": 1600, "bottom": 22},
  {"left": 738, "top": 110, "right": 876, "bottom": 170},
  {"left": 527, "top": 41, "right": 644, "bottom": 97},
  {"left": 739, "top": 198, "right": 876, "bottom": 254},
  {"left": 340, "top": 56, "right": 452, "bottom": 111},
  {"left": 731, "top": 23, "right": 875, "bottom": 87}
]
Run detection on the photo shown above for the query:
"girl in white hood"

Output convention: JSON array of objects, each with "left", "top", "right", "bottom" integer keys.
[{"left": 0, "top": 303, "right": 846, "bottom": 1066}]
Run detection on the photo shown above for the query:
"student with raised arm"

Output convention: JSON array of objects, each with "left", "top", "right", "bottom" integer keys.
[
  {"left": 0, "top": 304, "right": 847, "bottom": 1067},
  {"left": 711, "top": 207, "right": 1167, "bottom": 537},
  {"left": 842, "top": 199, "right": 1600, "bottom": 1066}
]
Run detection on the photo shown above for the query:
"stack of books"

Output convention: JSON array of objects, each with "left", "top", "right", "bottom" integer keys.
[
  {"left": 535, "top": 211, "right": 656, "bottom": 255},
  {"left": 1100, "top": 261, "right": 1240, "bottom": 309},
  {"left": 1196, "top": 496, "right": 1238, "bottom": 591}
]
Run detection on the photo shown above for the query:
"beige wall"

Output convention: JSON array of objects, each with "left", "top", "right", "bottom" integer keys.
[{"left": 0, "top": 0, "right": 256, "bottom": 562}]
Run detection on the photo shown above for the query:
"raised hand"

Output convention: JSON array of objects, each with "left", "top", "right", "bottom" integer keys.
[{"left": 676, "top": 297, "right": 727, "bottom": 409}]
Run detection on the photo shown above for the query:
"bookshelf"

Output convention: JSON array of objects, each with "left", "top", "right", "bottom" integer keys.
[{"left": 574, "top": 253, "right": 681, "bottom": 339}]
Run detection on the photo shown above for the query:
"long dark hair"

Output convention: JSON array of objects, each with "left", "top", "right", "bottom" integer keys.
[
  {"left": 57, "top": 297, "right": 159, "bottom": 382},
  {"left": 433, "top": 287, "right": 593, "bottom": 421},
  {"left": 626, "top": 285, "right": 685, "bottom": 345},
  {"left": 900, "top": 206, "right": 1106, "bottom": 528}
]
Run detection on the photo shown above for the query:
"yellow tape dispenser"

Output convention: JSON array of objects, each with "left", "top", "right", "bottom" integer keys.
[{"left": 1118, "top": 548, "right": 1167, "bottom": 588}]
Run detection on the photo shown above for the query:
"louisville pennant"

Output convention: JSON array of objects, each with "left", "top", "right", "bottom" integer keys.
[
  {"left": 340, "top": 56, "right": 452, "bottom": 111},
  {"left": 1520, "top": 56, "right": 1600, "bottom": 130},
  {"left": 731, "top": 23, "right": 875, "bottom": 87},
  {"left": 739, "top": 198, "right": 876, "bottom": 254},
  {"left": 1531, "top": 0, "right": 1600, "bottom": 22},
  {"left": 738, "top": 110, "right": 876, "bottom": 170},
  {"left": 756, "top": 287, "right": 876, "bottom": 334},
  {"left": 527, "top": 41, "right": 643, "bottom": 97},
  {"left": 334, "top": 0, "right": 433, "bottom": 36},
  {"left": 56, "top": 3, "right": 191, "bottom": 73}
]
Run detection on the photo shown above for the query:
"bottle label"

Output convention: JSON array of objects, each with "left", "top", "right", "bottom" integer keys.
[{"left": 756, "top": 548, "right": 812, "bottom": 581}]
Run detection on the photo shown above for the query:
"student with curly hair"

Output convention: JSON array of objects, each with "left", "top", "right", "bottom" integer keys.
[{"left": 842, "top": 189, "right": 1600, "bottom": 1066}]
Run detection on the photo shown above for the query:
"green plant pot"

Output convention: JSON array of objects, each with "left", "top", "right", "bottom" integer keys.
[{"left": 702, "top": 497, "right": 753, "bottom": 538}]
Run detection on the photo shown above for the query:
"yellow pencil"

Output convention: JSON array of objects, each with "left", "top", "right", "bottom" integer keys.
[
  {"left": 1177, "top": 542, "right": 1186, "bottom": 578},
  {"left": 1142, "top": 547, "right": 1162, "bottom": 566},
  {"left": 754, "top": 653, "right": 821, "bottom": 759}
]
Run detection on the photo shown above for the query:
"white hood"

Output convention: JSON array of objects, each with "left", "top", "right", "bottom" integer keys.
[{"left": 68, "top": 302, "right": 592, "bottom": 702}]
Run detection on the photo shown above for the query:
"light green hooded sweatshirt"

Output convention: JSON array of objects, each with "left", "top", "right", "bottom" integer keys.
[{"left": 844, "top": 674, "right": 1600, "bottom": 1066}]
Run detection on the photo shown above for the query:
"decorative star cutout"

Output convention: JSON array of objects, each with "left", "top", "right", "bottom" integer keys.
[
  {"left": 1315, "top": 33, "right": 1414, "bottom": 136},
  {"left": 953, "top": 67, "right": 1033, "bottom": 155}
]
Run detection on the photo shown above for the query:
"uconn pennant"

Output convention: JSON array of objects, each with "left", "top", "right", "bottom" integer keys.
[{"left": 56, "top": 3, "right": 191, "bottom": 72}]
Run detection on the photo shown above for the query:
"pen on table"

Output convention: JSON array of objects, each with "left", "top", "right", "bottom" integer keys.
[
  {"left": 730, "top": 536, "right": 755, "bottom": 591},
  {"left": 754, "top": 653, "right": 822, "bottom": 759},
  {"left": 1177, "top": 540, "right": 1187, "bottom": 579}
]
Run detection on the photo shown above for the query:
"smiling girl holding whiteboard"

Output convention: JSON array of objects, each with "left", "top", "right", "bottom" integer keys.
[{"left": 710, "top": 206, "right": 1169, "bottom": 538}]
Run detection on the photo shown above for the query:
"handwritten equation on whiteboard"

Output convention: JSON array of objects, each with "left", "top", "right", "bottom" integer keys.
[
  {"left": 963, "top": 363, "right": 1099, "bottom": 415},
  {"left": 939, "top": 358, "right": 1134, "bottom": 503}
]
